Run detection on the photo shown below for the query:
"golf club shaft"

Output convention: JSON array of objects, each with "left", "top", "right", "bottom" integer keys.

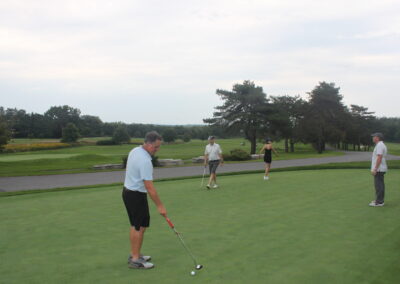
[
  {"left": 174, "top": 228, "right": 198, "bottom": 266},
  {"left": 165, "top": 217, "right": 199, "bottom": 266},
  {"left": 200, "top": 166, "right": 206, "bottom": 187}
]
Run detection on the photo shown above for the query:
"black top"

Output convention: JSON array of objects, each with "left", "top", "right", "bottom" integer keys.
[{"left": 264, "top": 147, "right": 272, "bottom": 163}]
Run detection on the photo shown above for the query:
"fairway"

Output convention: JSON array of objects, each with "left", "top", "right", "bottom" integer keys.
[
  {"left": 1, "top": 169, "right": 399, "bottom": 284},
  {"left": 0, "top": 138, "right": 345, "bottom": 177}
]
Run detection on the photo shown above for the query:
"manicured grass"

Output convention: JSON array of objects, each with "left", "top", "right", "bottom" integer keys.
[
  {"left": 386, "top": 142, "right": 400, "bottom": 156},
  {"left": 1, "top": 169, "right": 399, "bottom": 284},
  {"left": 0, "top": 138, "right": 344, "bottom": 177}
]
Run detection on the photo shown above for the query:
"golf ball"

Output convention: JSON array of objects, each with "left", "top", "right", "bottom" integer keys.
[{"left": 191, "top": 271, "right": 196, "bottom": 276}]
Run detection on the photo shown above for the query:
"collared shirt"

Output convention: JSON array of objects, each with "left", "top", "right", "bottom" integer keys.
[
  {"left": 124, "top": 146, "right": 153, "bottom": 193},
  {"left": 371, "top": 141, "right": 388, "bottom": 172},
  {"left": 205, "top": 143, "right": 222, "bottom": 161}
]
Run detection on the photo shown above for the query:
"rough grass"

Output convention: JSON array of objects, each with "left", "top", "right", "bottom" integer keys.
[
  {"left": 1, "top": 169, "right": 399, "bottom": 284},
  {"left": 386, "top": 142, "right": 400, "bottom": 156},
  {"left": 0, "top": 138, "right": 345, "bottom": 177}
]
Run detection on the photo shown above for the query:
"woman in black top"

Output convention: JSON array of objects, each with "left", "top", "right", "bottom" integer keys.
[{"left": 259, "top": 138, "right": 278, "bottom": 180}]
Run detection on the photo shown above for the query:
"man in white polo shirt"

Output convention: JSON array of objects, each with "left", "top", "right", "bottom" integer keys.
[
  {"left": 369, "top": 132, "right": 388, "bottom": 207},
  {"left": 122, "top": 131, "right": 167, "bottom": 269},
  {"left": 204, "top": 136, "right": 223, "bottom": 189}
]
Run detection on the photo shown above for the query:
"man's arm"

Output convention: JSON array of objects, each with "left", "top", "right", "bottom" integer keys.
[
  {"left": 204, "top": 147, "right": 209, "bottom": 166},
  {"left": 144, "top": 180, "right": 167, "bottom": 216},
  {"left": 372, "top": 155, "right": 383, "bottom": 176},
  {"left": 218, "top": 153, "right": 224, "bottom": 164}
]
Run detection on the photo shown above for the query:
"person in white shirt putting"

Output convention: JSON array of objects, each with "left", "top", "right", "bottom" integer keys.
[
  {"left": 369, "top": 132, "right": 388, "bottom": 207},
  {"left": 122, "top": 131, "right": 167, "bottom": 269},
  {"left": 204, "top": 136, "right": 223, "bottom": 189}
]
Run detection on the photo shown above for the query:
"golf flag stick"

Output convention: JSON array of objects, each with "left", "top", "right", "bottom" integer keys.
[
  {"left": 200, "top": 166, "right": 206, "bottom": 187},
  {"left": 164, "top": 217, "right": 203, "bottom": 270}
]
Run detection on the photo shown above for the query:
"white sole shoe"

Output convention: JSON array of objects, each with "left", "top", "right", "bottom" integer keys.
[{"left": 369, "top": 201, "right": 384, "bottom": 207}]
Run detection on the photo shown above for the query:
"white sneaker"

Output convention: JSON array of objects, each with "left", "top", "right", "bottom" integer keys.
[
  {"left": 213, "top": 184, "right": 218, "bottom": 188},
  {"left": 369, "top": 201, "right": 384, "bottom": 207},
  {"left": 264, "top": 176, "right": 269, "bottom": 180},
  {"left": 128, "top": 258, "right": 154, "bottom": 269}
]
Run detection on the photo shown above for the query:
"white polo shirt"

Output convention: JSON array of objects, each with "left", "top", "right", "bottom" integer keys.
[
  {"left": 124, "top": 146, "right": 153, "bottom": 193},
  {"left": 371, "top": 141, "right": 388, "bottom": 172},
  {"left": 205, "top": 143, "right": 222, "bottom": 161}
]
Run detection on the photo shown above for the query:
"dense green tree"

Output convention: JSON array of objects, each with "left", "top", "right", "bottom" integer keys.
[
  {"left": 204, "top": 80, "right": 270, "bottom": 154},
  {"left": 112, "top": 125, "right": 130, "bottom": 144},
  {"left": 61, "top": 123, "right": 80, "bottom": 143},
  {"left": 0, "top": 116, "right": 11, "bottom": 150},
  {"left": 297, "top": 82, "right": 348, "bottom": 153},
  {"left": 345, "top": 105, "right": 375, "bottom": 150},
  {"left": 270, "top": 95, "right": 306, "bottom": 152},
  {"left": 162, "top": 128, "right": 177, "bottom": 143},
  {"left": 45, "top": 105, "right": 81, "bottom": 138},
  {"left": 2, "top": 108, "right": 29, "bottom": 138},
  {"left": 182, "top": 133, "right": 191, "bottom": 142},
  {"left": 376, "top": 117, "right": 400, "bottom": 142},
  {"left": 79, "top": 115, "right": 103, "bottom": 137}
]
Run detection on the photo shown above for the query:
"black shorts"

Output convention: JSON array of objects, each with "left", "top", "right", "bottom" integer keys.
[
  {"left": 208, "top": 160, "right": 220, "bottom": 174},
  {"left": 122, "top": 187, "right": 150, "bottom": 231}
]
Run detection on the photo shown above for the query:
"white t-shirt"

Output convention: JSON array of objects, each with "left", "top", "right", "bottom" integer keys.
[
  {"left": 205, "top": 143, "right": 222, "bottom": 161},
  {"left": 124, "top": 146, "right": 153, "bottom": 193},
  {"left": 371, "top": 141, "right": 388, "bottom": 172}
]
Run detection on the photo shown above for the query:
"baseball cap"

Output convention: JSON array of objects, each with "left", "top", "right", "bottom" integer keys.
[{"left": 371, "top": 132, "right": 384, "bottom": 139}]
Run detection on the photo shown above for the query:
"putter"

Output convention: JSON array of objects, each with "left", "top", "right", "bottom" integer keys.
[
  {"left": 200, "top": 166, "right": 206, "bottom": 188},
  {"left": 165, "top": 217, "right": 203, "bottom": 271}
]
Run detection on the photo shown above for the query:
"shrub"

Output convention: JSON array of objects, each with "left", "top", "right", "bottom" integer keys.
[
  {"left": 96, "top": 139, "right": 117, "bottom": 145},
  {"left": 112, "top": 126, "right": 130, "bottom": 144},
  {"left": 122, "top": 155, "right": 128, "bottom": 168},
  {"left": 152, "top": 156, "right": 160, "bottom": 167},
  {"left": 0, "top": 120, "right": 10, "bottom": 151},
  {"left": 61, "top": 123, "right": 80, "bottom": 143},
  {"left": 162, "top": 129, "right": 177, "bottom": 143},
  {"left": 3, "top": 143, "right": 71, "bottom": 153},
  {"left": 224, "top": 148, "right": 251, "bottom": 161},
  {"left": 182, "top": 133, "right": 191, "bottom": 142},
  {"left": 122, "top": 155, "right": 160, "bottom": 168}
]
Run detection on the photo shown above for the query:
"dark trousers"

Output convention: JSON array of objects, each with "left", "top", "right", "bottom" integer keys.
[{"left": 374, "top": 172, "right": 385, "bottom": 204}]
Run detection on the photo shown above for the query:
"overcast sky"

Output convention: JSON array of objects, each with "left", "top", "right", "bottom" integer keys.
[{"left": 1, "top": 0, "right": 399, "bottom": 124}]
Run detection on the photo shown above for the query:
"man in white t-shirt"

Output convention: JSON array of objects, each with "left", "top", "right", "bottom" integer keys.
[
  {"left": 204, "top": 136, "right": 223, "bottom": 189},
  {"left": 369, "top": 132, "right": 388, "bottom": 207}
]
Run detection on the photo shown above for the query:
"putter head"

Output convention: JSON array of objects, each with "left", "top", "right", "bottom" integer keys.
[{"left": 195, "top": 264, "right": 203, "bottom": 270}]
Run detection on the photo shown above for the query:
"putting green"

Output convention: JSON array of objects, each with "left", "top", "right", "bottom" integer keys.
[{"left": 1, "top": 169, "right": 399, "bottom": 283}]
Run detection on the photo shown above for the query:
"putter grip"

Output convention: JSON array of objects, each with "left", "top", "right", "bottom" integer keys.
[{"left": 165, "top": 217, "right": 174, "bottom": 229}]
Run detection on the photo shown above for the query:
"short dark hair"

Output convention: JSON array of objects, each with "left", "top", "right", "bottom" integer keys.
[{"left": 144, "top": 131, "right": 162, "bottom": 144}]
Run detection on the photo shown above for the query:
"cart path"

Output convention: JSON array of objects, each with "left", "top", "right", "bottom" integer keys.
[{"left": 1, "top": 151, "right": 399, "bottom": 192}]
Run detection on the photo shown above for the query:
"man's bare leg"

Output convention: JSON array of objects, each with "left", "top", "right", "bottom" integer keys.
[
  {"left": 130, "top": 226, "right": 146, "bottom": 260},
  {"left": 208, "top": 173, "right": 215, "bottom": 186}
]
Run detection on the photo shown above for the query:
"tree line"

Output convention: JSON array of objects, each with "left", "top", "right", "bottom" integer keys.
[
  {"left": 0, "top": 80, "right": 399, "bottom": 153},
  {"left": 0, "top": 105, "right": 227, "bottom": 147},
  {"left": 204, "top": 80, "right": 400, "bottom": 154}
]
